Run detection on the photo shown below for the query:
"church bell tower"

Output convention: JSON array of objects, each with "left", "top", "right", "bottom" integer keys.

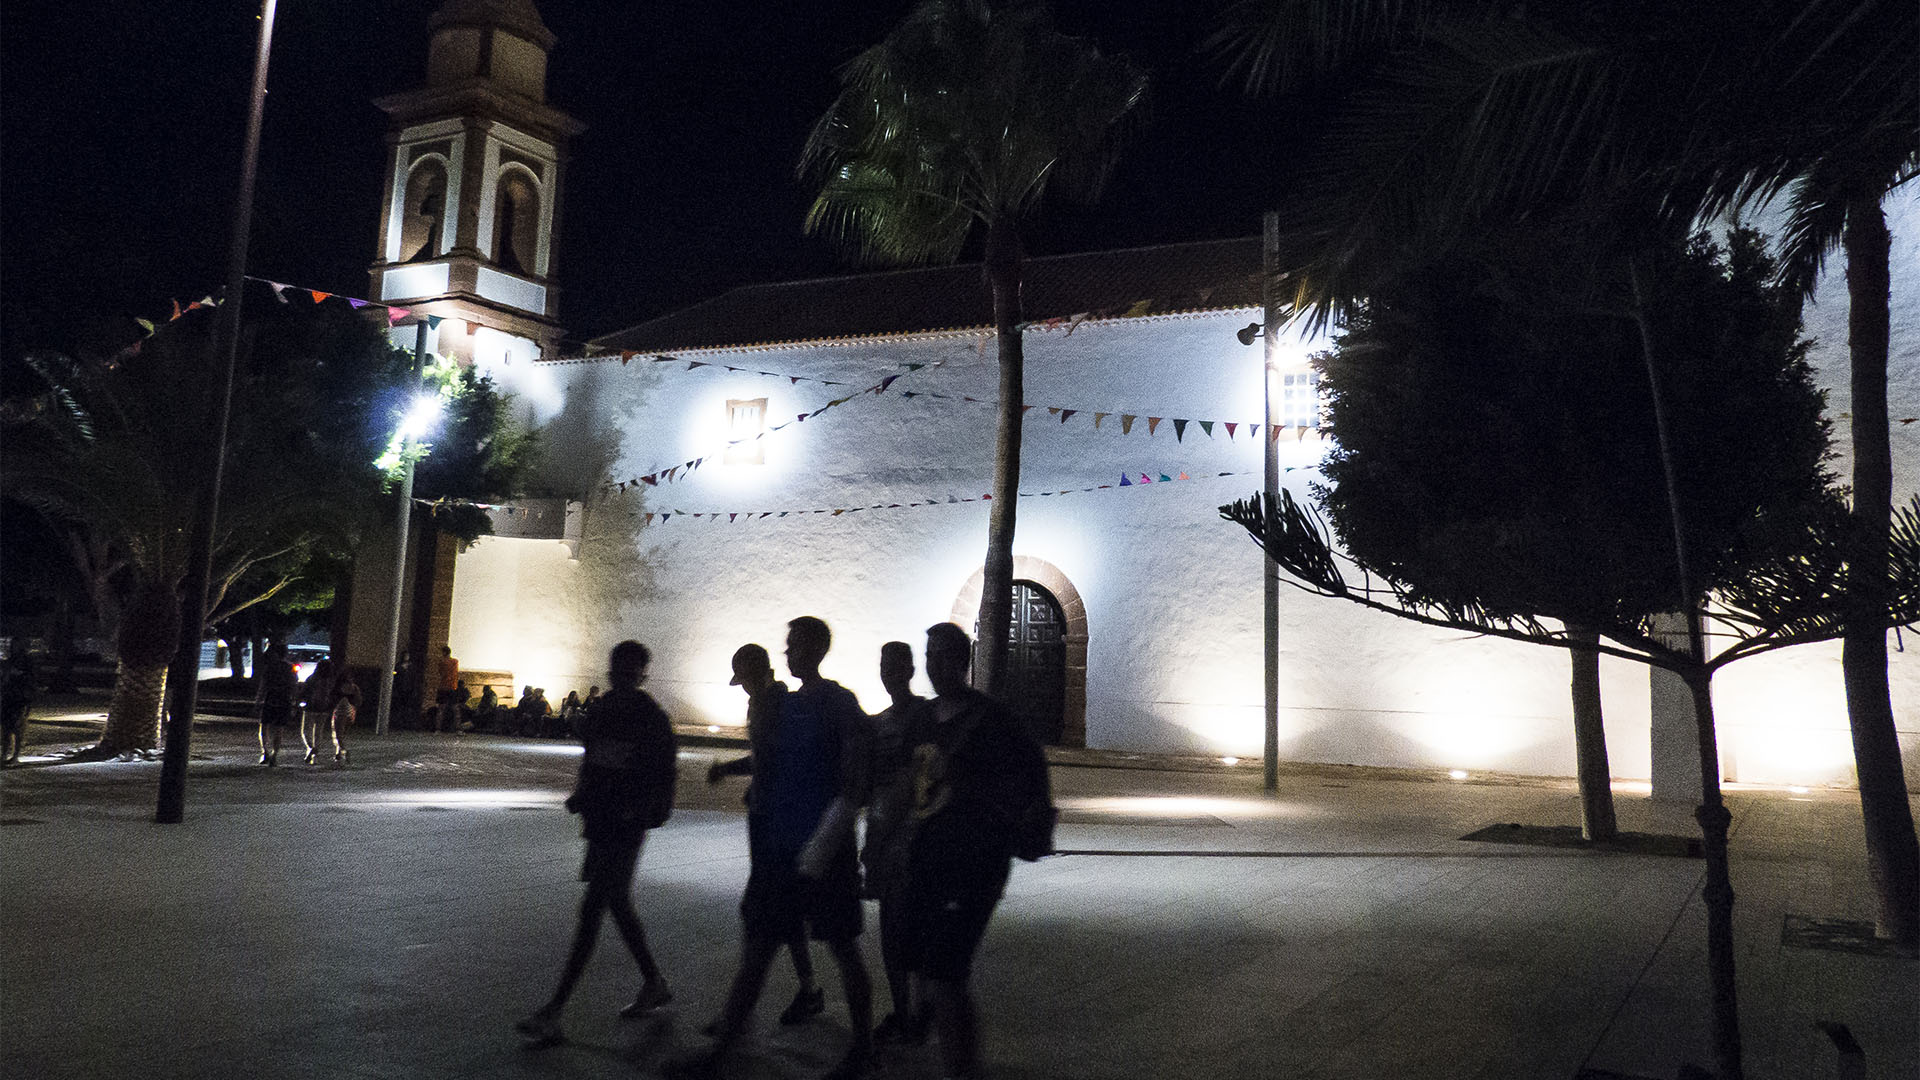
[{"left": 369, "top": 0, "right": 583, "bottom": 364}]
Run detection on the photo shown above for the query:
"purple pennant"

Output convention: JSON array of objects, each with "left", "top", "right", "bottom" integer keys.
[{"left": 1120, "top": 474, "right": 1132, "bottom": 486}]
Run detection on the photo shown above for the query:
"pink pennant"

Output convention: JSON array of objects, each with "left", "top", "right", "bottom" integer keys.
[
  {"left": 1224, "top": 422, "right": 1238, "bottom": 439},
  {"left": 386, "top": 306, "right": 411, "bottom": 325}
]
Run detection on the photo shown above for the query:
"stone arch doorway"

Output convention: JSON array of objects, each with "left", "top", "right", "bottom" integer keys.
[{"left": 950, "top": 556, "right": 1088, "bottom": 747}]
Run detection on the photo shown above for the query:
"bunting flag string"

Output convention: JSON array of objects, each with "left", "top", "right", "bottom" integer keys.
[
  {"left": 598, "top": 360, "right": 949, "bottom": 495},
  {"left": 616, "top": 466, "right": 1327, "bottom": 525},
  {"left": 588, "top": 344, "right": 1317, "bottom": 451}
]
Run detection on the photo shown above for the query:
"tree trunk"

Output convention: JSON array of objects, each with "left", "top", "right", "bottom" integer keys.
[
  {"left": 46, "top": 594, "right": 78, "bottom": 693},
  {"left": 1840, "top": 195, "right": 1919, "bottom": 947},
  {"left": 1686, "top": 668, "right": 1742, "bottom": 1080},
  {"left": 100, "top": 577, "right": 180, "bottom": 754},
  {"left": 1565, "top": 623, "right": 1617, "bottom": 842},
  {"left": 1630, "top": 260, "right": 1741, "bottom": 1077},
  {"left": 101, "top": 660, "right": 167, "bottom": 752},
  {"left": 975, "top": 219, "right": 1025, "bottom": 696}
]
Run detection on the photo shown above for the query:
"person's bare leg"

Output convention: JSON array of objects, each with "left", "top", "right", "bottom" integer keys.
[
  {"left": 787, "top": 933, "right": 817, "bottom": 991},
  {"left": 712, "top": 934, "right": 780, "bottom": 1041},
  {"left": 605, "top": 875, "right": 670, "bottom": 1013},
  {"left": 825, "top": 938, "right": 873, "bottom": 1073},
  {"left": 926, "top": 978, "right": 979, "bottom": 1079}
]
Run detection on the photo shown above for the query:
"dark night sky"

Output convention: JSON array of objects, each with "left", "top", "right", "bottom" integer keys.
[{"left": 1, "top": 0, "right": 1286, "bottom": 356}]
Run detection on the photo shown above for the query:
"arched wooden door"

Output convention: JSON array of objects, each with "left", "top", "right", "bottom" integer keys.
[{"left": 980, "top": 580, "right": 1067, "bottom": 745}]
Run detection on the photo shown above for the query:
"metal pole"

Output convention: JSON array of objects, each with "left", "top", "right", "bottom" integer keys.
[
  {"left": 157, "top": 0, "right": 279, "bottom": 823},
  {"left": 1261, "top": 211, "right": 1282, "bottom": 794},
  {"left": 375, "top": 320, "right": 429, "bottom": 735}
]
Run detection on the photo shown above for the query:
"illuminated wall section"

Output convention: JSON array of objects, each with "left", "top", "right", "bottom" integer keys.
[{"left": 451, "top": 195, "right": 1917, "bottom": 785}]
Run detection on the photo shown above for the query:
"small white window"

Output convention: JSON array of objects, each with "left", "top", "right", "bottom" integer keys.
[
  {"left": 724, "top": 398, "right": 767, "bottom": 465},
  {"left": 1277, "top": 371, "right": 1321, "bottom": 430}
]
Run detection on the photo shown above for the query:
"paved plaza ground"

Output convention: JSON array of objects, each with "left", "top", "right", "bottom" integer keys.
[{"left": 2, "top": 701, "right": 1914, "bottom": 1079}]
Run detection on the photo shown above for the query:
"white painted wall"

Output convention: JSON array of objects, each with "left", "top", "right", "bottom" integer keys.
[{"left": 451, "top": 195, "right": 1918, "bottom": 786}]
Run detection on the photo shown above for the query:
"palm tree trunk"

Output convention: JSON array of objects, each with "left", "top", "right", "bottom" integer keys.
[
  {"left": 1628, "top": 260, "right": 1742, "bottom": 1079},
  {"left": 100, "top": 577, "right": 180, "bottom": 755},
  {"left": 1565, "top": 623, "right": 1617, "bottom": 842},
  {"left": 1840, "top": 194, "right": 1919, "bottom": 947},
  {"left": 975, "top": 219, "right": 1026, "bottom": 696},
  {"left": 1685, "top": 667, "right": 1742, "bottom": 1080},
  {"left": 101, "top": 661, "right": 166, "bottom": 752}
]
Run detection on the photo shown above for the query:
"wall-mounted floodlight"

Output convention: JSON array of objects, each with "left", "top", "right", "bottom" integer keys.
[{"left": 1236, "top": 322, "right": 1264, "bottom": 347}]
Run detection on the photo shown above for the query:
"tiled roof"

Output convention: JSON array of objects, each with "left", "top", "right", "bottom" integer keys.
[{"left": 588, "top": 236, "right": 1261, "bottom": 354}]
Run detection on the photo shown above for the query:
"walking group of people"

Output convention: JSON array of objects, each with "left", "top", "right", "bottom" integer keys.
[
  {"left": 516, "top": 616, "right": 1054, "bottom": 1080},
  {"left": 253, "top": 642, "right": 359, "bottom": 766}
]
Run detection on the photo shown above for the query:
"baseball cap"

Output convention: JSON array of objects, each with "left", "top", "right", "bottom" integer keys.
[{"left": 729, "top": 643, "right": 771, "bottom": 685}]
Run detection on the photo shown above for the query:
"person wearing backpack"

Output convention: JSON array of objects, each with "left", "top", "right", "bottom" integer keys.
[
  {"left": 516, "top": 640, "right": 678, "bottom": 1047},
  {"left": 901, "top": 622, "right": 1053, "bottom": 1080}
]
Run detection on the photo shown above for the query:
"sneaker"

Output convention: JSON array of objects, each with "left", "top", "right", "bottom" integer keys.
[
  {"left": 873, "top": 1010, "right": 928, "bottom": 1046},
  {"left": 259, "top": 754, "right": 272, "bottom": 765},
  {"left": 822, "top": 1047, "right": 875, "bottom": 1080},
  {"left": 514, "top": 1008, "right": 563, "bottom": 1048},
  {"left": 619, "top": 982, "right": 673, "bottom": 1018},
  {"left": 778, "top": 985, "right": 825, "bottom": 1026},
  {"left": 664, "top": 1045, "right": 726, "bottom": 1079}
]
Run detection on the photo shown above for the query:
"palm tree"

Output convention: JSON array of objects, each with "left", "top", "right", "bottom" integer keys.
[
  {"left": 3, "top": 300, "right": 406, "bottom": 754},
  {"left": 801, "top": 0, "right": 1146, "bottom": 693},
  {"left": 1208, "top": 3, "right": 1915, "bottom": 1074},
  {"left": 1215, "top": 0, "right": 1917, "bottom": 948}
]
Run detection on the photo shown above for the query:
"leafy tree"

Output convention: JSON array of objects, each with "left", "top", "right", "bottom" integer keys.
[
  {"left": 1223, "top": 224, "right": 1919, "bottom": 1079},
  {"left": 1300, "top": 223, "right": 1832, "bottom": 841},
  {"left": 2, "top": 293, "right": 411, "bottom": 753},
  {"left": 801, "top": 0, "right": 1146, "bottom": 692},
  {"left": 1211, "top": 0, "right": 1920, "bottom": 965}
]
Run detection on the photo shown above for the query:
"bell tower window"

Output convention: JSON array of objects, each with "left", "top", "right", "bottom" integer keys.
[
  {"left": 492, "top": 168, "right": 540, "bottom": 276},
  {"left": 400, "top": 157, "right": 449, "bottom": 263}
]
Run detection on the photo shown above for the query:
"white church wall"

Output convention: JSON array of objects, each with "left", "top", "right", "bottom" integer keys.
[{"left": 452, "top": 195, "right": 1917, "bottom": 785}]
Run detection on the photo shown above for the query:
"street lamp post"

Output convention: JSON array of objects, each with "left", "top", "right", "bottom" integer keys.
[
  {"left": 374, "top": 321, "right": 432, "bottom": 735},
  {"left": 1261, "top": 210, "right": 1281, "bottom": 794},
  {"left": 157, "top": 0, "right": 279, "bottom": 824}
]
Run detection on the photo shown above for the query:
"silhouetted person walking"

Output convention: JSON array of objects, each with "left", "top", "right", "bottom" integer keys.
[
  {"left": 678, "top": 617, "right": 872, "bottom": 1079},
  {"left": 904, "top": 623, "right": 1052, "bottom": 1080},
  {"left": 708, "top": 643, "right": 825, "bottom": 1027},
  {"left": 864, "top": 640, "right": 929, "bottom": 1045},
  {"left": 254, "top": 643, "right": 295, "bottom": 765},
  {"left": 517, "top": 640, "right": 677, "bottom": 1047},
  {"left": 1, "top": 653, "right": 36, "bottom": 765},
  {"left": 298, "top": 659, "right": 333, "bottom": 766}
]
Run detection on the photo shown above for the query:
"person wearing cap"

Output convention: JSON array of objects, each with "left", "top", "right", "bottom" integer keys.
[
  {"left": 680, "top": 618, "right": 872, "bottom": 1080},
  {"left": 707, "top": 642, "right": 826, "bottom": 1027}
]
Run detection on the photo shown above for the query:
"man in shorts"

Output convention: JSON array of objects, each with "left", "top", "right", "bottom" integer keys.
[
  {"left": 903, "top": 622, "right": 1051, "bottom": 1080},
  {"left": 708, "top": 643, "right": 827, "bottom": 1026},
  {"left": 253, "top": 642, "right": 295, "bottom": 765},
  {"left": 680, "top": 616, "right": 872, "bottom": 1079},
  {"left": 516, "top": 640, "right": 677, "bottom": 1046},
  {"left": 861, "top": 641, "right": 930, "bottom": 1044}
]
